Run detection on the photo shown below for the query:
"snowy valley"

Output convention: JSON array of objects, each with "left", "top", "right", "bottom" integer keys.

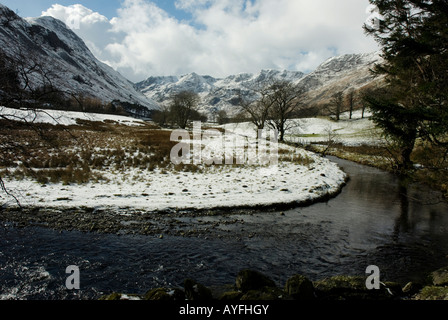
[
  {"left": 0, "top": 2, "right": 383, "bottom": 213},
  {"left": 2, "top": 1, "right": 448, "bottom": 305}
]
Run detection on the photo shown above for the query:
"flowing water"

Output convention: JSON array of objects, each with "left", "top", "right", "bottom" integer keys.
[{"left": 1, "top": 157, "right": 448, "bottom": 300}]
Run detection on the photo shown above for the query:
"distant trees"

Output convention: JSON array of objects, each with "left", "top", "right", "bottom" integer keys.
[
  {"left": 152, "top": 105, "right": 171, "bottom": 127},
  {"left": 326, "top": 90, "right": 361, "bottom": 121},
  {"left": 217, "top": 110, "right": 229, "bottom": 125},
  {"left": 238, "top": 80, "right": 304, "bottom": 141},
  {"left": 152, "top": 90, "right": 207, "bottom": 129},
  {"left": 266, "top": 80, "right": 304, "bottom": 142},
  {"left": 237, "top": 87, "right": 273, "bottom": 132},
  {"left": 346, "top": 90, "right": 356, "bottom": 120},
  {"left": 327, "top": 92, "right": 344, "bottom": 121},
  {"left": 363, "top": 0, "right": 448, "bottom": 172}
]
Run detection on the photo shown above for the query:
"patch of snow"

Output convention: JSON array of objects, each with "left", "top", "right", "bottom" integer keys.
[
  {"left": 0, "top": 107, "right": 146, "bottom": 127},
  {"left": 221, "top": 110, "right": 380, "bottom": 147}
]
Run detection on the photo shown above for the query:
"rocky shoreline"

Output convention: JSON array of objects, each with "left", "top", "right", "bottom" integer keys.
[
  {"left": 100, "top": 268, "right": 448, "bottom": 301},
  {"left": 0, "top": 205, "right": 286, "bottom": 239}
]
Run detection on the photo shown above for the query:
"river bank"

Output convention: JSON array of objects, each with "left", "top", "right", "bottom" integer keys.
[
  {"left": 100, "top": 268, "right": 448, "bottom": 301},
  {"left": 304, "top": 143, "right": 448, "bottom": 201},
  {"left": 0, "top": 172, "right": 347, "bottom": 239}
]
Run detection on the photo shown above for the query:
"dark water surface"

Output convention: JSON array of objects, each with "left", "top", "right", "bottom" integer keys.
[{"left": 1, "top": 157, "right": 448, "bottom": 300}]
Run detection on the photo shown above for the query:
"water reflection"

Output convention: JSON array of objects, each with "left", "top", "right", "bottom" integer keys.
[{"left": 393, "top": 183, "right": 410, "bottom": 240}]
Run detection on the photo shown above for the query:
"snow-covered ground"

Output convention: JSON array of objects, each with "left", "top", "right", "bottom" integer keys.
[
  {"left": 1, "top": 156, "right": 346, "bottom": 211},
  {"left": 0, "top": 107, "right": 146, "bottom": 127},
  {"left": 1, "top": 108, "right": 349, "bottom": 212},
  {"left": 288, "top": 110, "right": 381, "bottom": 146},
  {"left": 222, "top": 109, "right": 380, "bottom": 147}
]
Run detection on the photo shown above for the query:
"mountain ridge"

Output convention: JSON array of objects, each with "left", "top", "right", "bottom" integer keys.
[
  {"left": 136, "top": 69, "right": 307, "bottom": 116},
  {"left": 137, "top": 52, "right": 383, "bottom": 117},
  {"left": 0, "top": 4, "right": 159, "bottom": 115}
]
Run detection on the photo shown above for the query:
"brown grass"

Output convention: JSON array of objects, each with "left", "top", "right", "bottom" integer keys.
[{"left": 0, "top": 119, "right": 179, "bottom": 184}]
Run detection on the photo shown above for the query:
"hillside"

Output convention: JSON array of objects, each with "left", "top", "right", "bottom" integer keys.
[
  {"left": 297, "top": 52, "right": 383, "bottom": 109},
  {"left": 0, "top": 4, "right": 159, "bottom": 115}
]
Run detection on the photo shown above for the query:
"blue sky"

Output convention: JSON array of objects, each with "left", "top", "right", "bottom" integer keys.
[
  {"left": 2, "top": 0, "right": 118, "bottom": 18},
  {"left": 0, "top": 1, "right": 379, "bottom": 82},
  {"left": 1, "top": 0, "right": 190, "bottom": 20}
]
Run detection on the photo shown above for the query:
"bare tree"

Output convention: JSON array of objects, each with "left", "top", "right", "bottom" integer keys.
[
  {"left": 320, "top": 125, "right": 340, "bottom": 157},
  {"left": 266, "top": 80, "right": 303, "bottom": 142},
  {"left": 0, "top": 47, "right": 79, "bottom": 207},
  {"left": 152, "top": 104, "right": 171, "bottom": 127},
  {"left": 237, "top": 88, "right": 273, "bottom": 132},
  {"left": 169, "top": 91, "right": 201, "bottom": 129}
]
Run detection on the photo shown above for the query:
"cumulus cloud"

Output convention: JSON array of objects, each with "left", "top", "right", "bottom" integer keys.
[
  {"left": 41, "top": 0, "right": 379, "bottom": 82},
  {"left": 41, "top": 4, "right": 112, "bottom": 59}
]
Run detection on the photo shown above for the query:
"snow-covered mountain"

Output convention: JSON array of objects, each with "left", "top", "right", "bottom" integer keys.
[
  {"left": 137, "top": 52, "right": 382, "bottom": 118},
  {"left": 136, "top": 70, "right": 306, "bottom": 117},
  {"left": 296, "top": 51, "right": 383, "bottom": 108},
  {"left": 0, "top": 4, "right": 159, "bottom": 115}
]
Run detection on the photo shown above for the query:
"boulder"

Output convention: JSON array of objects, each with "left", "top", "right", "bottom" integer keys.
[
  {"left": 285, "top": 274, "right": 315, "bottom": 300},
  {"left": 402, "top": 282, "right": 423, "bottom": 296},
  {"left": 235, "top": 269, "right": 276, "bottom": 293},
  {"left": 240, "top": 287, "right": 291, "bottom": 301},
  {"left": 184, "top": 279, "right": 213, "bottom": 301},
  {"left": 99, "top": 292, "right": 123, "bottom": 300},
  {"left": 219, "top": 291, "right": 244, "bottom": 300},
  {"left": 430, "top": 266, "right": 448, "bottom": 286},
  {"left": 99, "top": 292, "right": 141, "bottom": 300},
  {"left": 314, "top": 275, "right": 398, "bottom": 300},
  {"left": 415, "top": 286, "right": 448, "bottom": 300}
]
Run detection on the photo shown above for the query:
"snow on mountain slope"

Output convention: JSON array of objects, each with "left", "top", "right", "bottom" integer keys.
[
  {"left": 137, "top": 52, "right": 382, "bottom": 118},
  {"left": 0, "top": 4, "right": 159, "bottom": 112},
  {"left": 136, "top": 70, "right": 305, "bottom": 117},
  {"left": 296, "top": 52, "right": 383, "bottom": 107}
]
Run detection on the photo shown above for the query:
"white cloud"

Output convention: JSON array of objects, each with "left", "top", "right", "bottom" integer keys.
[
  {"left": 41, "top": 0, "right": 379, "bottom": 82},
  {"left": 41, "top": 4, "right": 113, "bottom": 60}
]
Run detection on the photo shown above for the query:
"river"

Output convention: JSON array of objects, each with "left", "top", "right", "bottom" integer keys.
[{"left": 1, "top": 157, "right": 448, "bottom": 300}]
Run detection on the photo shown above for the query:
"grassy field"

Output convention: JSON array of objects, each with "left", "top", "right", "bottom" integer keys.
[
  {"left": 0, "top": 119, "right": 174, "bottom": 185},
  {"left": 0, "top": 118, "right": 315, "bottom": 186}
]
